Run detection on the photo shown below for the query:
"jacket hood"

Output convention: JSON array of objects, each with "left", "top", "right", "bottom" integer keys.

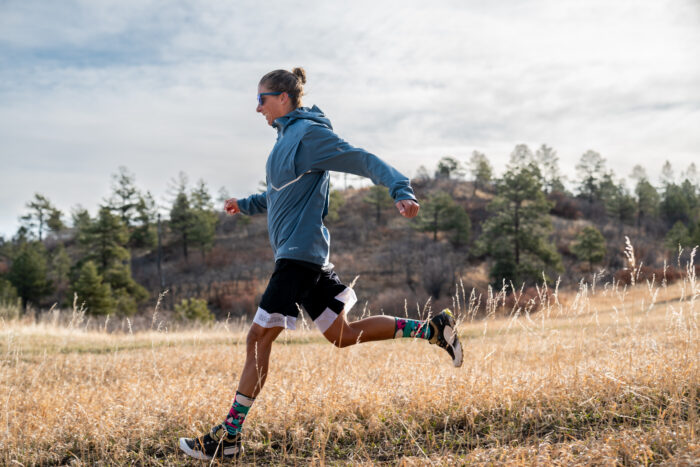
[{"left": 273, "top": 105, "right": 333, "bottom": 133}]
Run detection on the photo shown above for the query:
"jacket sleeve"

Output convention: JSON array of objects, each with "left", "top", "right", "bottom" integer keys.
[
  {"left": 236, "top": 192, "right": 267, "bottom": 215},
  {"left": 296, "top": 125, "right": 417, "bottom": 202}
]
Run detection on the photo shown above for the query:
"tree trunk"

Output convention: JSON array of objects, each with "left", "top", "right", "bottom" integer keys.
[{"left": 514, "top": 203, "right": 520, "bottom": 265}]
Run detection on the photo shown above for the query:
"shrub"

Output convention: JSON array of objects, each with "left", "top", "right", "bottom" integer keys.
[{"left": 174, "top": 297, "right": 214, "bottom": 322}]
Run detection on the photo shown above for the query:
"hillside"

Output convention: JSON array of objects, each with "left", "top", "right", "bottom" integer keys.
[{"left": 127, "top": 177, "right": 695, "bottom": 321}]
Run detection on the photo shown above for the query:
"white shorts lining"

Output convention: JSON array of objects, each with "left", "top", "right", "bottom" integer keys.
[
  {"left": 313, "top": 287, "right": 358, "bottom": 333},
  {"left": 253, "top": 307, "right": 297, "bottom": 330}
]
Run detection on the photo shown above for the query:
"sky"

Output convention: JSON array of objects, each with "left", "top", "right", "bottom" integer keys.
[{"left": 1, "top": 0, "right": 699, "bottom": 237}]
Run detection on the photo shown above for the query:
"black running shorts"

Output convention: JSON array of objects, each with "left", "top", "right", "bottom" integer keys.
[{"left": 254, "top": 259, "right": 357, "bottom": 332}]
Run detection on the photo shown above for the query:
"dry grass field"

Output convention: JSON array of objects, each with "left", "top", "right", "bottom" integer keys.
[{"left": 1, "top": 259, "right": 699, "bottom": 465}]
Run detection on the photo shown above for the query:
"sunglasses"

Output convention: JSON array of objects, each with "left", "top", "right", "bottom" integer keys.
[{"left": 257, "top": 92, "right": 282, "bottom": 106}]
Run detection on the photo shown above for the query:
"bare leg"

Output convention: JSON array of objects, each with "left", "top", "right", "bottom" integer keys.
[
  {"left": 322, "top": 312, "right": 396, "bottom": 348},
  {"left": 237, "top": 323, "right": 283, "bottom": 397}
]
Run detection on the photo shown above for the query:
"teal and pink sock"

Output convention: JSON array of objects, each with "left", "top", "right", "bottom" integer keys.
[
  {"left": 394, "top": 318, "right": 432, "bottom": 340},
  {"left": 224, "top": 391, "right": 255, "bottom": 437}
]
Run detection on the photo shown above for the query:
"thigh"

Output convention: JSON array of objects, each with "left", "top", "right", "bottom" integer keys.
[
  {"left": 255, "top": 260, "right": 320, "bottom": 330},
  {"left": 300, "top": 269, "right": 357, "bottom": 333}
]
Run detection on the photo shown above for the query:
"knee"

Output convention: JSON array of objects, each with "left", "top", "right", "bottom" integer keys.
[
  {"left": 328, "top": 333, "right": 358, "bottom": 349},
  {"left": 246, "top": 325, "right": 274, "bottom": 351}
]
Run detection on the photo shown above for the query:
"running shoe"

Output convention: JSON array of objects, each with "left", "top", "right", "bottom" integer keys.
[
  {"left": 428, "top": 309, "right": 463, "bottom": 367},
  {"left": 179, "top": 423, "right": 242, "bottom": 460}
]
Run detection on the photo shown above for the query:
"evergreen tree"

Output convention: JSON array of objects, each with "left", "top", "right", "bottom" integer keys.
[
  {"left": 467, "top": 151, "right": 493, "bottom": 195},
  {"left": 435, "top": 156, "right": 463, "bottom": 179},
  {"left": 217, "top": 186, "right": 231, "bottom": 207},
  {"left": 535, "top": 144, "right": 564, "bottom": 194},
  {"left": 76, "top": 207, "right": 147, "bottom": 313},
  {"left": 509, "top": 144, "right": 535, "bottom": 168},
  {"left": 665, "top": 221, "right": 692, "bottom": 252},
  {"left": 107, "top": 166, "right": 140, "bottom": 227},
  {"left": 363, "top": 185, "right": 393, "bottom": 223},
  {"left": 49, "top": 245, "right": 71, "bottom": 303},
  {"left": 8, "top": 242, "right": 52, "bottom": 308},
  {"left": 129, "top": 191, "right": 157, "bottom": 249},
  {"left": 604, "top": 180, "right": 635, "bottom": 233},
  {"left": 0, "top": 277, "right": 18, "bottom": 305},
  {"left": 415, "top": 191, "right": 457, "bottom": 242},
  {"left": 480, "top": 165, "right": 562, "bottom": 287},
  {"left": 576, "top": 150, "right": 606, "bottom": 204},
  {"left": 170, "top": 190, "right": 194, "bottom": 261},
  {"left": 46, "top": 208, "right": 65, "bottom": 234},
  {"left": 21, "top": 193, "right": 61, "bottom": 241},
  {"left": 414, "top": 165, "right": 431, "bottom": 182},
  {"left": 629, "top": 165, "right": 648, "bottom": 185},
  {"left": 189, "top": 180, "right": 218, "bottom": 258},
  {"left": 634, "top": 179, "right": 660, "bottom": 231},
  {"left": 81, "top": 207, "right": 129, "bottom": 271},
  {"left": 72, "top": 261, "right": 114, "bottom": 315},
  {"left": 326, "top": 189, "right": 346, "bottom": 223},
  {"left": 103, "top": 263, "right": 148, "bottom": 315},
  {"left": 684, "top": 162, "right": 699, "bottom": 187},
  {"left": 447, "top": 205, "right": 471, "bottom": 248},
  {"left": 71, "top": 206, "right": 91, "bottom": 231},
  {"left": 660, "top": 182, "right": 695, "bottom": 226},
  {"left": 571, "top": 226, "right": 607, "bottom": 271},
  {"left": 659, "top": 160, "right": 675, "bottom": 187}
]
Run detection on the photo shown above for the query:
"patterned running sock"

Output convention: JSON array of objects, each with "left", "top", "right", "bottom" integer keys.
[
  {"left": 224, "top": 391, "right": 255, "bottom": 437},
  {"left": 394, "top": 318, "right": 432, "bottom": 340}
]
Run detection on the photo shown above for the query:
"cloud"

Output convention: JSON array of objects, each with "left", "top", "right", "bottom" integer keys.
[{"left": 1, "top": 0, "right": 699, "bottom": 236}]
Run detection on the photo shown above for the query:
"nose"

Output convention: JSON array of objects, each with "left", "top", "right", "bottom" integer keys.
[{"left": 256, "top": 103, "right": 262, "bottom": 113}]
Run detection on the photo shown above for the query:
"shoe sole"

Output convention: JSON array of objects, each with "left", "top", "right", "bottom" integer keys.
[
  {"left": 179, "top": 438, "right": 212, "bottom": 460},
  {"left": 442, "top": 310, "right": 463, "bottom": 368},
  {"left": 178, "top": 438, "right": 242, "bottom": 460}
]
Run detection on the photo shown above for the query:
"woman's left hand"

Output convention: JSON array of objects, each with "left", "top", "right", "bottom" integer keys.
[{"left": 395, "top": 199, "right": 420, "bottom": 218}]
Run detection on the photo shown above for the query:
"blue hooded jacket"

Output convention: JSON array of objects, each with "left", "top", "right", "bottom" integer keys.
[{"left": 236, "top": 105, "right": 417, "bottom": 267}]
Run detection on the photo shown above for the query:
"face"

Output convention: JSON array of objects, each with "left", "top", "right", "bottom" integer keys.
[{"left": 257, "top": 84, "right": 293, "bottom": 126}]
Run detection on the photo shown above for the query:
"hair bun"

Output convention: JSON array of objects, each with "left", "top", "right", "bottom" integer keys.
[{"left": 292, "top": 67, "right": 307, "bottom": 85}]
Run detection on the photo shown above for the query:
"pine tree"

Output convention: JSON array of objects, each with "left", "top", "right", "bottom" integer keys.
[
  {"left": 363, "top": 185, "right": 393, "bottom": 224},
  {"left": 659, "top": 160, "right": 675, "bottom": 187},
  {"left": 665, "top": 221, "right": 692, "bottom": 252},
  {"left": 21, "top": 193, "right": 61, "bottom": 241},
  {"left": 8, "top": 242, "right": 52, "bottom": 309},
  {"left": 107, "top": 166, "right": 140, "bottom": 227},
  {"left": 190, "top": 180, "right": 218, "bottom": 258},
  {"left": 129, "top": 192, "right": 157, "bottom": 249},
  {"left": 72, "top": 261, "right": 114, "bottom": 315},
  {"left": 571, "top": 226, "right": 607, "bottom": 271},
  {"left": 435, "top": 156, "right": 464, "bottom": 179},
  {"left": 509, "top": 144, "right": 535, "bottom": 169},
  {"left": 170, "top": 192, "right": 193, "bottom": 261},
  {"left": 467, "top": 151, "right": 493, "bottom": 196},
  {"left": 535, "top": 144, "right": 564, "bottom": 194},
  {"left": 448, "top": 206, "right": 471, "bottom": 248},
  {"left": 49, "top": 245, "right": 71, "bottom": 303},
  {"left": 576, "top": 150, "right": 606, "bottom": 204},
  {"left": 480, "top": 165, "right": 562, "bottom": 287},
  {"left": 81, "top": 207, "right": 129, "bottom": 271},
  {"left": 660, "top": 183, "right": 694, "bottom": 226},
  {"left": 326, "top": 189, "right": 346, "bottom": 223},
  {"left": 634, "top": 179, "right": 660, "bottom": 232},
  {"left": 76, "top": 207, "right": 147, "bottom": 314},
  {"left": 415, "top": 192, "right": 456, "bottom": 242},
  {"left": 604, "top": 180, "right": 635, "bottom": 235},
  {"left": 103, "top": 263, "right": 148, "bottom": 315}
]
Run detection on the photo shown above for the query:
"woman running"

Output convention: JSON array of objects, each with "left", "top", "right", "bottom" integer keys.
[{"left": 179, "top": 67, "right": 463, "bottom": 460}]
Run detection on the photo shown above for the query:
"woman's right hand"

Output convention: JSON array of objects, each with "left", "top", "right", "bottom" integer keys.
[{"left": 224, "top": 198, "right": 240, "bottom": 215}]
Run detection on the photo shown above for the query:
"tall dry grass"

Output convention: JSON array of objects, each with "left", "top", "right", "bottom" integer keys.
[{"left": 1, "top": 244, "right": 698, "bottom": 465}]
